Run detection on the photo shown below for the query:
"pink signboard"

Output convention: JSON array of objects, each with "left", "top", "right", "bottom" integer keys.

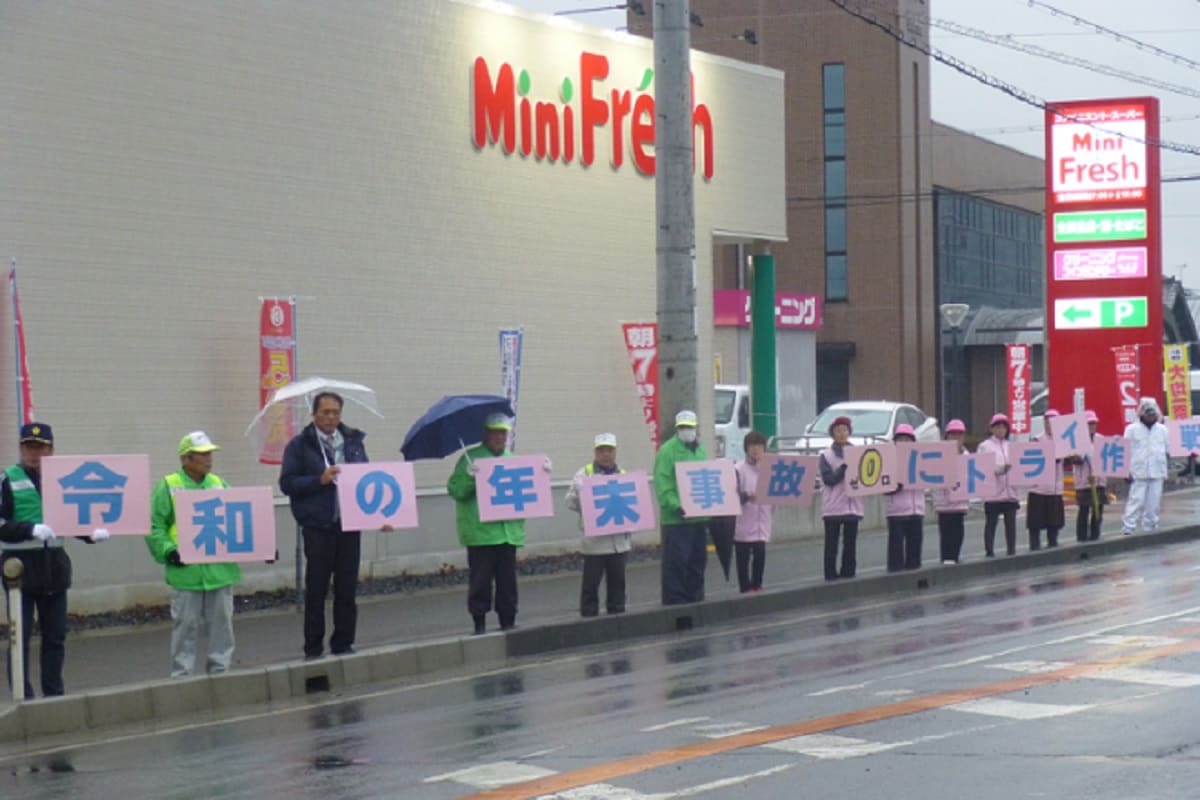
[
  {"left": 949, "top": 452, "right": 996, "bottom": 502},
  {"left": 475, "top": 454, "right": 555, "bottom": 522},
  {"left": 1007, "top": 441, "right": 1057, "bottom": 492},
  {"left": 41, "top": 454, "right": 151, "bottom": 536},
  {"left": 1053, "top": 247, "right": 1148, "bottom": 281},
  {"left": 1166, "top": 417, "right": 1200, "bottom": 457},
  {"left": 174, "top": 486, "right": 276, "bottom": 563},
  {"left": 894, "top": 442, "right": 959, "bottom": 490},
  {"left": 755, "top": 454, "right": 822, "bottom": 508},
  {"left": 844, "top": 443, "right": 899, "bottom": 497},
  {"left": 1047, "top": 411, "right": 1090, "bottom": 459},
  {"left": 578, "top": 469, "right": 656, "bottom": 537},
  {"left": 336, "top": 461, "right": 419, "bottom": 532},
  {"left": 675, "top": 459, "right": 741, "bottom": 517},
  {"left": 1091, "top": 435, "right": 1132, "bottom": 478},
  {"left": 712, "top": 290, "right": 822, "bottom": 330}
]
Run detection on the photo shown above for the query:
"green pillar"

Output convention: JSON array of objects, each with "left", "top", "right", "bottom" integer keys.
[{"left": 750, "top": 251, "right": 778, "bottom": 437}]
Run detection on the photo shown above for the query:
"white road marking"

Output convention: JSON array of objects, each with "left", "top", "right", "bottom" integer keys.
[
  {"left": 989, "top": 660, "right": 1074, "bottom": 674},
  {"left": 424, "top": 761, "right": 558, "bottom": 788},
  {"left": 806, "top": 682, "right": 868, "bottom": 696},
  {"left": 655, "top": 764, "right": 794, "bottom": 797},
  {"left": 947, "top": 698, "right": 1092, "bottom": 720},
  {"left": 524, "top": 747, "right": 566, "bottom": 759},
  {"left": 873, "top": 689, "right": 915, "bottom": 697},
  {"left": 692, "top": 722, "right": 768, "bottom": 738},
  {"left": 535, "top": 765, "right": 794, "bottom": 800},
  {"left": 1083, "top": 667, "right": 1200, "bottom": 687},
  {"left": 536, "top": 785, "right": 654, "bottom": 799},
  {"left": 1087, "top": 635, "right": 1183, "bottom": 648},
  {"left": 640, "top": 717, "right": 711, "bottom": 732},
  {"left": 765, "top": 733, "right": 900, "bottom": 760}
]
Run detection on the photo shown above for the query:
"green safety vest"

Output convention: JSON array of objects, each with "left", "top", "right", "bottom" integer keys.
[
  {"left": 3, "top": 463, "right": 57, "bottom": 551},
  {"left": 584, "top": 464, "right": 625, "bottom": 476}
]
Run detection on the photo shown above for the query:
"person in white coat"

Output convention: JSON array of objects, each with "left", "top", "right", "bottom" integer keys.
[
  {"left": 565, "top": 433, "right": 631, "bottom": 616},
  {"left": 1122, "top": 397, "right": 1172, "bottom": 535}
]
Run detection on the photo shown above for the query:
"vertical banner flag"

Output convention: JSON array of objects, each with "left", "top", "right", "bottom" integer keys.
[
  {"left": 9, "top": 260, "right": 35, "bottom": 426},
  {"left": 621, "top": 322, "right": 660, "bottom": 448},
  {"left": 258, "top": 298, "right": 297, "bottom": 465},
  {"left": 1164, "top": 344, "right": 1191, "bottom": 420},
  {"left": 1113, "top": 345, "right": 1140, "bottom": 426},
  {"left": 499, "top": 328, "right": 523, "bottom": 451},
  {"left": 1007, "top": 344, "right": 1031, "bottom": 437}
]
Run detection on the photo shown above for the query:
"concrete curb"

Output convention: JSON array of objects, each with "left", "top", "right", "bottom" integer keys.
[{"left": 3, "top": 524, "right": 1198, "bottom": 746}]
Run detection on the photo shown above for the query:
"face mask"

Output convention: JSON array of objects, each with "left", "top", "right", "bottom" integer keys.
[{"left": 678, "top": 428, "right": 698, "bottom": 444}]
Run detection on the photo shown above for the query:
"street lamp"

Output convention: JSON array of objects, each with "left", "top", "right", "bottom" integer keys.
[{"left": 939, "top": 303, "right": 970, "bottom": 426}]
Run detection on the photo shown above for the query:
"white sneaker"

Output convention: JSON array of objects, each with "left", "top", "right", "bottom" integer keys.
[{"left": 942, "top": 559, "right": 956, "bottom": 565}]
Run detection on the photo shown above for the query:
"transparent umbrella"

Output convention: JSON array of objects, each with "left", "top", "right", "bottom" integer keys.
[{"left": 246, "top": 376, "right": 383, "bottom": 460}]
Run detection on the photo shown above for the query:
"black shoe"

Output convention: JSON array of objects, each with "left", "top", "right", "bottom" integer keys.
[
  {"left": 500, "top": 621, "right": 517, "bottom": 631},
  {"left": 331, "top": 647, "right": 356, "bottom": 656},
  {"left": 472, "top": 615, "right": 486, "bottom": 635},
  {"left": 304, "top": 652, "right": 323, "bottom": 662}
]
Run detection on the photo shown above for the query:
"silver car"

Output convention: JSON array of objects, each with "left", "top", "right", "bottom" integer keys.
[{"left": 773, "top": 401, "right": 941, "bottom": 454}]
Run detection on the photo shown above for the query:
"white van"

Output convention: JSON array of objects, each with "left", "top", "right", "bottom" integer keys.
[{"left": 714, "top": 384, "right": 751, "bottom": 460}]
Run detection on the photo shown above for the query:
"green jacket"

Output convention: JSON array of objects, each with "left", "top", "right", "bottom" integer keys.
[
  {"left": 145, "top": 469, "right": 243, "bottom": 592},
  {"left": 653, "top": 435, "right": 710, "bottom": 526},
  {"left": 446, "top": 444, "right": 526, "bottom": 548}
]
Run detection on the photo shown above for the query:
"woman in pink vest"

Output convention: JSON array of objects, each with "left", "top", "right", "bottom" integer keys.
[
  {"left": 734, "top": 430, "right": 772, "bottom": 593},
  {"left": 933, "top": 419, "right": 969, "bottom": 564},
  {"left": 977, "top": 413, "right": 1019, "bottom": 557},
  {"left": 819, "top": 416, "right": 863, "bottom": 580},
  {"left": 885, "top": 424, "right": 926, "bottom": 571}
]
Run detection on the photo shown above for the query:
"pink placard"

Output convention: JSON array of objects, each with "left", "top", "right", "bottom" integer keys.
[
  {"left": 336, "top": 461, "right": 419, "bottom": 531},
  {"left": 41, "top": 454, "right": 151, "bottom": 536},
  {"left": 844, "top": 443, "right": 898, "bottom": 497},
  {"left": 1091, "top": 435, "right": 1132, "bottom": 478},
  {"left": 579, "top": 469, "right": 656, "bottom": 536},
  {"left": 712, "top": 289, "right": 823, "bottom": 330},
  {"left": 894, "top": 442, "right": 959, "bottom": 490},
  {"left": 1008, "top": 441, "right": 1057, "bottom": 491},
  {"left": 755, "top": 454, "right": 822, "bottom": 508},
  {"left": 1167, "top": 417, "right": 1200, "bottom": 457},
  {"left": 950, "top": 452, "right": 996, "bottom": 502},
  {"left": 1053, "top": 247, "right": 1148, "bottom": 281},
  {"left": 1047, "top": 411, "right": 1090, "bottom": 459},
  {"left": 675, "top": 460, "right": 741, "bottom": 517},
  {"left": 475, "top": 454, "right": 555, "bottom": 522},
  {"left": 174, "top": 486, "right": 276, "bottom": 563}
]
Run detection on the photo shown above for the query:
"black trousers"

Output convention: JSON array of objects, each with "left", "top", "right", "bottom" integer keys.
[
  {"left": 937, "top": 512, "right": 966, "bottom": 563},
  {"left": 823, "top": 516, "right": 859, "bottom": 580},
  {"left": 1077, "top": 500, "right": 1104, "bottom": 542},
  {"left": 580, "top": 552, "right": 627, "bottom": 616},
  {"left": 302, "top": 527, "right": 361, "bottom": 657},
  {"left": 886, "top": 516, "right": 924, "bottom": 572},
  {"left": 734, "top": 541, "right": 766, "bottom": 592},
  {"left": 5, "top": 588, "right": 67, "bottom": 698},
  {"left": 983, "top": 501, "right": 1019, "bottom": 556},
  {"left": 467, "top": 544, "right": 518, "bottom": 625},
  {"left": 661, "top": 522, "right": 707, "bottom": 605}
]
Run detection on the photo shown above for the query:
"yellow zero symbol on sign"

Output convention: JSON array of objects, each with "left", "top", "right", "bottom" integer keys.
[{"left": 858, "top": 449, "right": 883, "bottom": 487}]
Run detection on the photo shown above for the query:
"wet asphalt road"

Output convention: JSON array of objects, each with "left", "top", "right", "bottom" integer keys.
[{"left": 6, "top": 541, "right": 1200, "bottom": 799}]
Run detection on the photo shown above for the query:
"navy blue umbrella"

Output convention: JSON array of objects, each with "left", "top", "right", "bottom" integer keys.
[{"left": 400, "top": 394, "right": 515, "bottom": 461}]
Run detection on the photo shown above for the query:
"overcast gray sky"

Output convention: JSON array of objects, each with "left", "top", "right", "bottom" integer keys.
[{"left": 505, "top": 0, "right": 1200, "bottom": 288}]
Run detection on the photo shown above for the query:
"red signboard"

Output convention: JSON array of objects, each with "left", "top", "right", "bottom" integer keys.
[
  {"left": 621, "top": 322, "right": 659, "bottom": 449},
  {"left": 1007, "top": 344, "right": 1031, "bottom": 436},
  {"left": 1045, "top": 98, "right": 1163, "bottom": 435},
  {"left": 258, "top": 299, "right": 297, "bottom": 465},
  {"left": 712, "top": 290, "right": 822, "bottom": 329}
]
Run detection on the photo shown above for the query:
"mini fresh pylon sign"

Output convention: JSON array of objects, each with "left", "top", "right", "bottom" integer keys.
[{"left": 472, "top": 52, "right": 715, "bottom": 180}]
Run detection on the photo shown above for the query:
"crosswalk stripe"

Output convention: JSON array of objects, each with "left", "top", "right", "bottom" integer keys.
[
  {"left": 990, "top": 660, "right": 1074, "bottom": 674},
  {"left": 639, "top": 717, "right": 710, "bottom": 732},
  {"left": 1088, "top": 635, "right": 1183, "bottom": 648},
  {"left": 425, "top": 761, "right": 558, "bottom": 788},
  {"left": 947, "top": 698, "right": 1092, "bottom": 720},
  {"left": 1083, "top": 666, "right": 1200, "bottom": 687},
  {"left": 764, "top": 733, "right": 899, "bottom": 760}
]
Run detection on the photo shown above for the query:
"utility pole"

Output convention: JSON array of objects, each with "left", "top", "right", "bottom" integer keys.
[{"left": 655, "top": 0, "right": 698, "bottom": 441}]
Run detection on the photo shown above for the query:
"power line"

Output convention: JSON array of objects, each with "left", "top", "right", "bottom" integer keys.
[
  {"left": 1025, "top": 0, "right": 1200, "bottom": 72},
  {"left": 824, "top": 0, "right": 1200, "bottom": 158},
  {"left": 927, "top": 16, "right": 1200, "bottom": 100}
]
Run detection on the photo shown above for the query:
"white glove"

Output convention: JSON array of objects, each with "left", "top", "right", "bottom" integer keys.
[
  {"left": 467, "top": 462, "right": 480, "bottom": 476},
  {"left": 91, "top": 528, "right": 111, "bottom": 542},
  {"left": 32, "top": 524, "right": 56, "bottom": 542},
  {"left": 543, "top": 457, "right": 553, "bottom": 473}
]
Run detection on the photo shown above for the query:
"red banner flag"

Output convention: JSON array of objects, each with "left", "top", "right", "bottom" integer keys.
[
  {"left": 621, "top": 322, "right": 659, "bottom": 449},
  {"left": 1006, "top": 344, "right": 1031, "bottom": 436},
  {"left": 9, "top": 262, "right": 35, "bottom": 426},
  {"left": 258, "top": 299, "right": 297, "bottom": 465}
]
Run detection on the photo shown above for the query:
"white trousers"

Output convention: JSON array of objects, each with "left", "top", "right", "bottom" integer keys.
[
  {"left": 1122, "top": 478, "right": 1164, "bottom": 534},
  {"left": 170, "top": 586, "right": 235, "bottom": 678}
]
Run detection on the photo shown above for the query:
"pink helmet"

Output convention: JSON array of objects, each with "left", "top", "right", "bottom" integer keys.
[
  {"left": 894, "top": 423, "right": 916, "bottom": 438},
  {"left": 1045, "top": 408, "right": 1060, "bottom": 418},
  {"left": 945, "top": 418, "right": 967, "bottom": 434},
  {"left": 990, "top": 413, "right": 1010, "bottom": 427},
  {"left": 1085, "top": 410, "right": 1099, "bottom": 423}
]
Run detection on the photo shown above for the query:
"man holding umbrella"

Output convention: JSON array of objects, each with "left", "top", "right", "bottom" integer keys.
[
  {"left": 280, "top": 392, "right": 371, "bottom": 659},
  {"left": 446, "top": 413, "right": 536, "bottom": 635}
]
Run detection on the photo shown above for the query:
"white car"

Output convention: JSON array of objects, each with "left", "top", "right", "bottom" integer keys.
[{"left": 774, "top": 401, "right": 940, "bottom": 454}]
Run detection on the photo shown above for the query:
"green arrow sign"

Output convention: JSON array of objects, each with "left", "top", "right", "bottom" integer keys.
[{"left": 1054, "top": 297, "right": 1147, "bottom": 330}]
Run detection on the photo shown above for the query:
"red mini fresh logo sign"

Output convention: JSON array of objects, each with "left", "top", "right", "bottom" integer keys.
[{"left": 472, "top": 52, "right": 714, "bottom": 180}]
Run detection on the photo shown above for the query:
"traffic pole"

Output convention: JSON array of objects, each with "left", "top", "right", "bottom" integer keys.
[
  {"left": 654, "top": 0, "right": 699, "bottom": 440},
  {"left": 750, "top": 246, "right": 778, "bottom": 437},
  {"left": 4, "top": 558, "right": 24, "bottom": 702}
]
